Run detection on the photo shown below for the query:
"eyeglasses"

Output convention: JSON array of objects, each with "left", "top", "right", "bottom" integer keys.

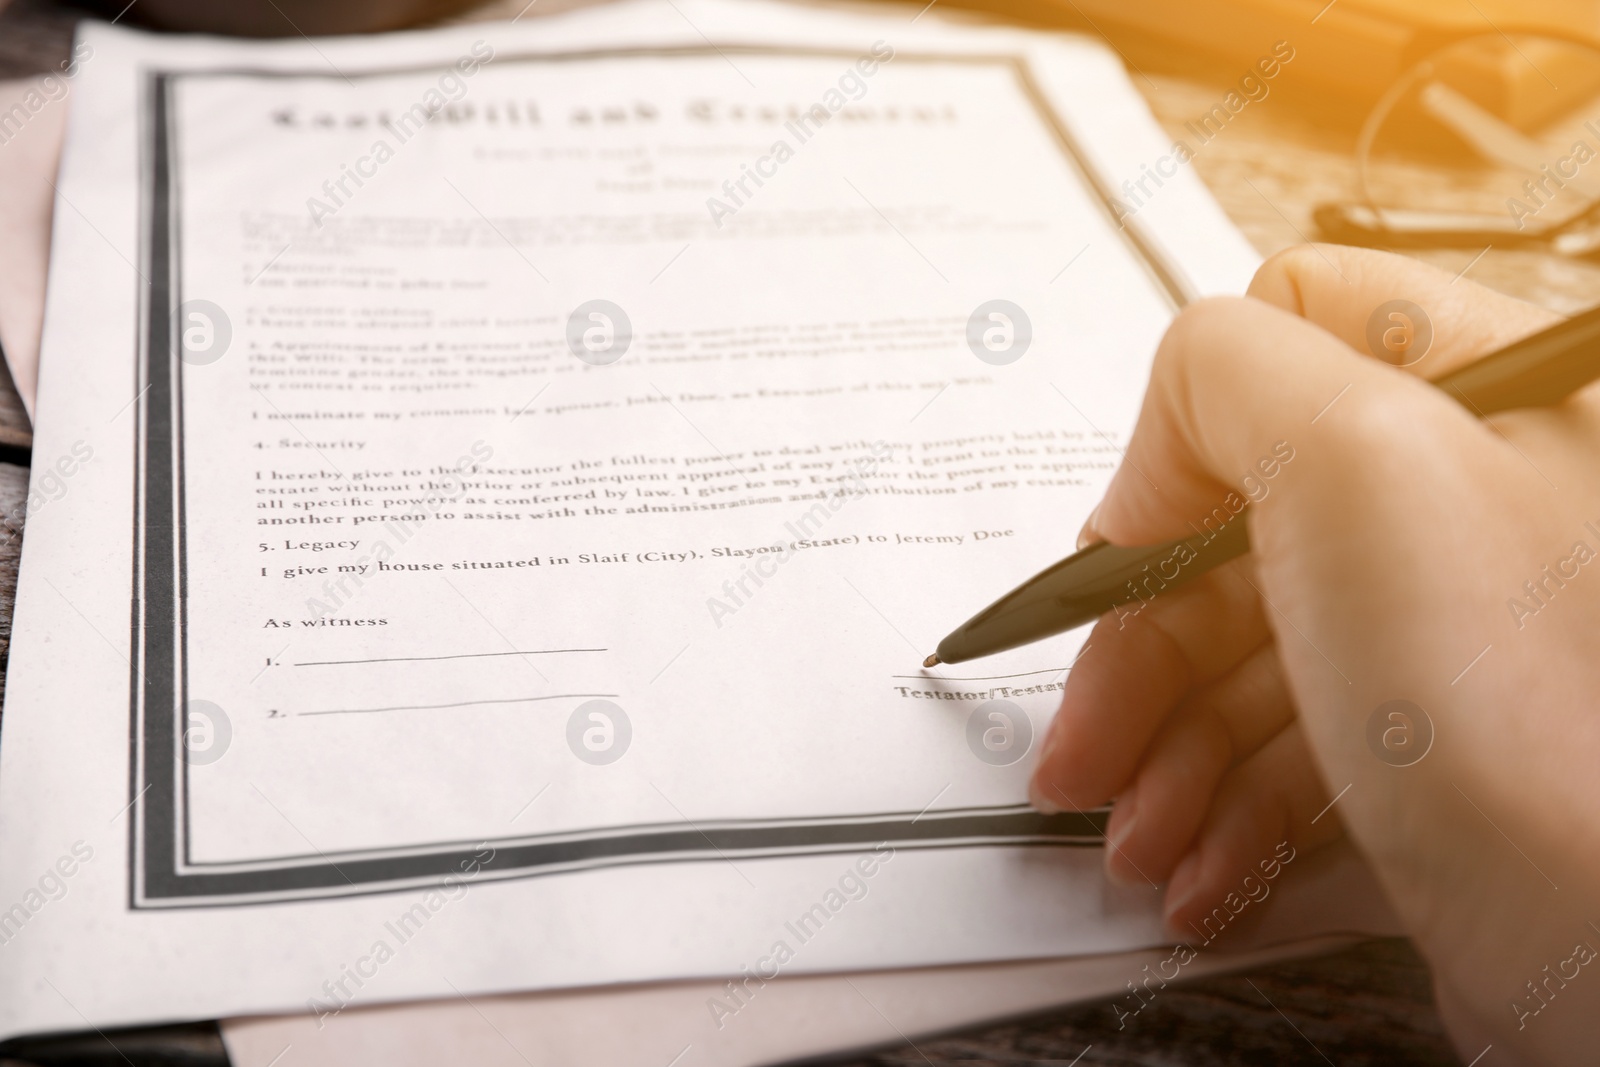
[{"left": 1316, "top": 31, "right": 1600, "bottom": 257}]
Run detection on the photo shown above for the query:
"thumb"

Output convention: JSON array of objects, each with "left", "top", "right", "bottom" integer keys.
[{"left": 1083, "top": 295, "right": 1478, "bottom": 551}]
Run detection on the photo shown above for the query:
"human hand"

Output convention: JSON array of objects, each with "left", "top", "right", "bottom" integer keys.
[{"left": 1029, "top": 244, "right": 1600, "bottom": 1062}]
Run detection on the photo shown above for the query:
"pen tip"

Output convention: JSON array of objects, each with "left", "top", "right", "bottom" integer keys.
[{"left": 922, "top": 654, "right": 941, "bottom": 668}]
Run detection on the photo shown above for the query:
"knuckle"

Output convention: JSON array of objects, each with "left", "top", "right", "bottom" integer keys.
[
  {"left": 1160, "top": 297, "right": 1248, "bottom": 352},
  {"left": 1192, "top": 698, "right": 1241, "bottom": 774},
  {"left": 1315, "top": 380, "right": 1451, "bottom": 473},
  {"left": 1249, "top": 243, "right": 1345, "bottom": 303},
  {"left": 1152, "top": 298, "right": 1252, "bottom": 386}
]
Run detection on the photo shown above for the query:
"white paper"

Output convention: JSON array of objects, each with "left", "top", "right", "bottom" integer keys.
[
  {"left": 0, "top": 75, "right": 67, "bottom": 417},
  {"left": 0, "top": 0, "right": 1261, "bottom": 1041},
  {"left": 222, "top": 841, "right": 1403, "bottom": 1067},
  {"left": 228, "top": 941, "right": 1360, "bottom": 1067}
]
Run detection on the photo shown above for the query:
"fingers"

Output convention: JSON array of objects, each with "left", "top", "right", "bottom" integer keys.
[
  {"left": 1162, "top": 722, "right": 1346, "bottom": 935},
  {"left": 1247, "top": 245, "right": 1560, "bottom": 380},
  {"left": 1086, "top": 293, "right": 1463, "bottom": 550},
  {"left": 1029, "top": 559, "right": 1268, "bottom": 814},
  {"left": 1103, "top": 641, "right": 1295, "bottom": 886}
]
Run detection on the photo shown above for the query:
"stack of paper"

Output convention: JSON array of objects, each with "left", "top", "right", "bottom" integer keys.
[{"left": 0, "top": 1, "right": 1398, "bottom": 1061}]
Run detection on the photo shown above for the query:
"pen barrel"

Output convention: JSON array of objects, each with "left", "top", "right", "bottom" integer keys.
[
  {"left": 1436, "top": 303, "right": 1600, "bottom": 414},
  {"left": 935, "top": 518, "right": 1251, "bottom": 664}
]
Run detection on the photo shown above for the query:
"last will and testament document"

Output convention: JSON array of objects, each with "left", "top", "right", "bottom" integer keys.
[{"left": 0, "top": 0, "right": 1264, "bottom": 1040}]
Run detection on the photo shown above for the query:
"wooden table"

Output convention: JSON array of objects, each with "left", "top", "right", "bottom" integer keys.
[{"left": 5, "top": 0, "right": 1592, "bottom": 1062}]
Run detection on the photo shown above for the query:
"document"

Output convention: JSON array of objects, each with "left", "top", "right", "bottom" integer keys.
[{"left": 0, "top": 0, "right": 1259, "bottom": 1039}]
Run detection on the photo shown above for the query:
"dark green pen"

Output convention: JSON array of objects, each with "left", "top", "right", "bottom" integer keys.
[{"left": 924, "top": 301, "right": 1600, "bottom": 666}]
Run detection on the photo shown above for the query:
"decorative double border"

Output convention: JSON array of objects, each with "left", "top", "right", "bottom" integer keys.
[{"left": 130, "top": 46, "right": 1183, "bottom": 908}]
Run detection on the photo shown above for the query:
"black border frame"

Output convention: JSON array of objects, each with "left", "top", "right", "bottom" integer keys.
[{"left": 131, "top": 45, "right": 1186, "bottom": 908}]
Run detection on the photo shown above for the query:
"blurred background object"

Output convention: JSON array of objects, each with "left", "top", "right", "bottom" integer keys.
[
  {"left": 1316, "top": 31, "right": 1600, "bottom": 255},
  {"left": 914, "top": 0, "right": 1599, "bottom": 113},
  {"left": 13, "top": 0, "right": 1600, "bottom": 115},
  {"left": 71, "top": 0, "right": 484, "bottom": 35},
  {"left": 17, "top": 0, "right": 1598, "bottom": 79}
]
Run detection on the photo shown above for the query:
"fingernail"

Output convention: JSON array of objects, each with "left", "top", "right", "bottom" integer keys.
[
  {"left": 1076, "top": 504, "right": 1103, "bottom": 551},
  {"left": 1028, "top": 774, "right": 1064, "bottom": 815},
  {"left": 1107, "top": 789, "right": 1139, "bottom": 853},
  {"left": 1036, "top": 723, "right": 1061, "bottom": 766},
  {"left": 1164, "top": 850, "right": 1203, "bottom": 928},
  {"left": 1103, "top": 791, "right": 1140, "bottom": 887}
]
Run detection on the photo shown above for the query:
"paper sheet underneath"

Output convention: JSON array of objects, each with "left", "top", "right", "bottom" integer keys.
[
  {"left": 0, "top": 76, "right": 60, "bottom": 417},
  {"left": 222, "top": 841, "right": 1402, "bottom": 1067}
]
